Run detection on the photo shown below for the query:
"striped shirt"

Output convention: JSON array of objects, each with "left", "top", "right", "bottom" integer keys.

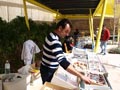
[{"left": 41, "top": 32, "right": 70, "bottom": 70}]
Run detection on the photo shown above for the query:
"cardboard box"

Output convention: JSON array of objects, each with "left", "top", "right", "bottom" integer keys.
[
  {"left": 40, "top": 82, "right": 72, "bottom": 90},
  {"left": 51, "top": 66, "right": 79, "bottom": 90}
]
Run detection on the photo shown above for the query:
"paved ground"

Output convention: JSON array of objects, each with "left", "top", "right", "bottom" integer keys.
[{"left": 97, "top": 45, "right": 120, "bottom": 90}]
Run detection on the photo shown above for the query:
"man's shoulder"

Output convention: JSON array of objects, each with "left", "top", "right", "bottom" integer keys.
[
  {"left": 106, "top": 28, "right": 110, "bottom": 33},
  {"left": 104, "top": 28, "right": 110, "bottom": 33}
]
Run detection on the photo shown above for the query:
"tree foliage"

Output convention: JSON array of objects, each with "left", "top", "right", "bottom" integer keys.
[{"left": 0, "top": 16, "right": 56, "bottom": 73}]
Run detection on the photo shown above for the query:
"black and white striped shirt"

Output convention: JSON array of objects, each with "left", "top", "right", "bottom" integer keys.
[{"left": 42, "top": 32, "right": 70, "bottom": 70}]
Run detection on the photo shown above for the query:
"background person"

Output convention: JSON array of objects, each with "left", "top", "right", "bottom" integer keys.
[
  {"left": 40, "top": 18, "right": 91, "bottom": 84},
  {"left": 62, "top": 35, "right": 74, "bottom": 53},
  {"left": 100, "top": 25, "right": 110, "bottom": 55},
  {"left": 73, "top": 28, "right": 80, "bottom": 47}
]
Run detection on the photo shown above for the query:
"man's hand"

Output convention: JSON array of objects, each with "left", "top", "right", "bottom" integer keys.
[{"left": 81, "top": 75, "right": 91, "bottom": 84}]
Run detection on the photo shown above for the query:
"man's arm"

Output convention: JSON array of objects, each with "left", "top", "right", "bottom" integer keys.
[
  {"left": 106, "top": 29, "right": 110, "bottom": 40},
  {"left": 66, "top": 64, "right": 91, "bottom": 84}
]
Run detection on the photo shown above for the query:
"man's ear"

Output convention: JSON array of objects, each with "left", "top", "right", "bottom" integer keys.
[{"left": 58, "top": 26, "right": 62, "bottom": 31}]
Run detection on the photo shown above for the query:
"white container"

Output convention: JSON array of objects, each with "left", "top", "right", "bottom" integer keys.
[{"left": 5, "top": 60, "right": 10, "bottom": 74}]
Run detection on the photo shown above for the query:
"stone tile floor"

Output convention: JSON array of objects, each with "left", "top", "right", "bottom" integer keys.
[{"left": 97, "top": 46, "right": 120, "bottom": 90}]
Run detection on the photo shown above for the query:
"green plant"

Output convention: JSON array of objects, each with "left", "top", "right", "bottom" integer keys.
[
  {"left": 0, "top": 16, "right": 56, "bottom": 73},
  {"left": 109, "top": 47, "right": 120, "bottom": 54}
]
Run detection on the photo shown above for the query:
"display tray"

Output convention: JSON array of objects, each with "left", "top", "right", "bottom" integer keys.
[
  {"left": 84, "top": 85, "right": 111, "bottom": 90},
  {"left": 88, "top": 61, "right": 105, "bottom": 74},
  {"left": 72, "top": 47, "right": 87, "bottom": 59},
  {"left": 81, "top": 72, "right": 112, "bottom": 90},
  {"left": 87, "top": 72, "right": 107, "bottom": 85},
  {"left": 73, "top": 61, "right": 88, "bottom": 73}
]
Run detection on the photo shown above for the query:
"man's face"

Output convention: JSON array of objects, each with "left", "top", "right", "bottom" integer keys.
[
  {"left": 103, "top": 26, "right": 106, "bottom": 30},
  {"left": 59, "top": 24, "right": 71, "bottom": 38}
]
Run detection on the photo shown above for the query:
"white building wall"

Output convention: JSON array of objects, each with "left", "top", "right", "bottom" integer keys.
[
  {"left": 0, "top": 0, "right": 54, "bottom": 22},
  {"left": 8, "top": 7, "right": 22, "bottom": 21},
  {"left": 0, "top": 5, "right": 8, "bottom": 21}
]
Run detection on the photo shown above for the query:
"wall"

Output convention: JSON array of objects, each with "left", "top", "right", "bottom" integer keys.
[
  {"left": 0, "top": 0, "right": 54, "bottom": 22},
  {"left": 71, "top": 18, "right": 114, "bottom": 36}
]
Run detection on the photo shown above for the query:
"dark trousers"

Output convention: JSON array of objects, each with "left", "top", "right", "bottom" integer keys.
[{"left": 40, "top": 64, "right": 56, "bottom": 84}]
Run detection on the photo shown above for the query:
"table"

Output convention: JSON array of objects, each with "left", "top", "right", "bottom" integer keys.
[
  {"left": 0, "top": 73, "right": 42, "bottom": 90},
  {"left": 57, "top": 48, "right": 112, "bottom": 90}
]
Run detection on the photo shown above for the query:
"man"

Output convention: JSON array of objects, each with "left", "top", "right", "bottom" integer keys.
[
  {"left": 100, "top": 25, "right": 110, "bottom": 55},
  {"left": 40, "top": 19, "right": 91, "bottom": 84}
]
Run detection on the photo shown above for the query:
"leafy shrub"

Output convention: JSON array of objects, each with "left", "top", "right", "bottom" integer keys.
[
  {"left": 109, "top": 47, "right": 120, "bottom": 54},
  {"left": 0, "top": 16, "right": 56, "bottom": 73}
]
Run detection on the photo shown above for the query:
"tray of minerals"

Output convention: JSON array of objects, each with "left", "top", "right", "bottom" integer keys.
[
  {"left": 73, "top": 61, "right": 88, "bottom": 73},
  {"left": 87, "top": 72, "right": 107, "bottom": 86},
  {"left": 74, "top": 55, "right": 88, "bottom": 62},
  {"left": 88, "top": 61, "right": 105, "bottom": 74},
  {"left": 72, "top": 54, "right": 87, "bottom": 60},
  {"left": 69, "top": 56, "right": 88, "bottom": 64},
  {"left": 72, "top": 47, "right": 87, "bottom": 59},
  {"left": 87, "top": 52, "right": 99, "bottom": 62},
  {"left": 83, "top": 72, "right": 111, "bottom": 90}
]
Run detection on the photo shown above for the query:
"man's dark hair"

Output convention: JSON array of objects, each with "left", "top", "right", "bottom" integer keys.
[
  {"left": 103, "top": 24, "right": 106, "bottom": 27},
  {"left": 56, "top": 18, "right": 72, "bottom": 29}
]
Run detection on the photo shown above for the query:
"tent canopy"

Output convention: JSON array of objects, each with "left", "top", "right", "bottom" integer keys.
[
  {"left": 35, "top": 0, "right": 99, "bottom": 15},
  {"left": 26, "top": 0, "right": 114, "bottom": 19}
]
